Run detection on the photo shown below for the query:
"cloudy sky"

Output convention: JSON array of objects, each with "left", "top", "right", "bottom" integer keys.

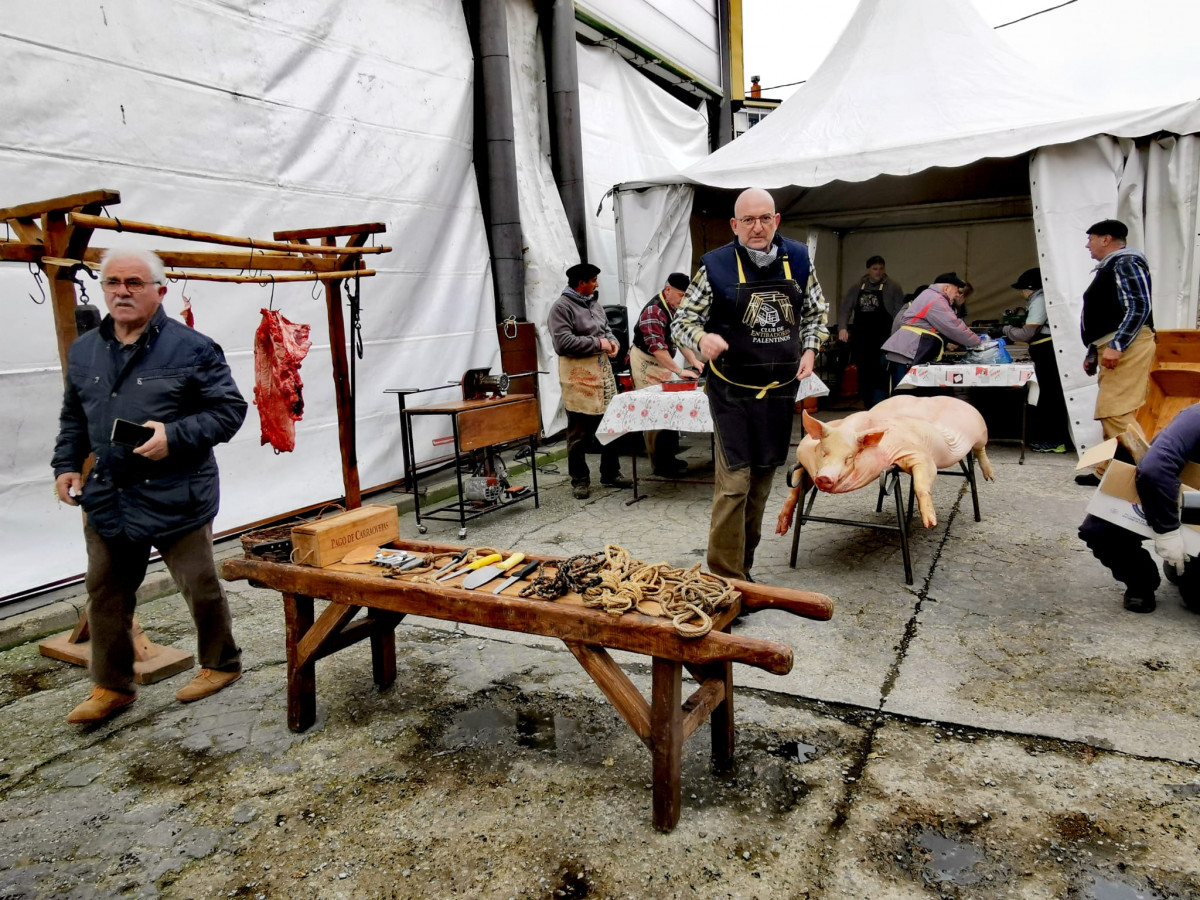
[{"left": 741, "top": 0, "right": 1200, "bottom": 109}]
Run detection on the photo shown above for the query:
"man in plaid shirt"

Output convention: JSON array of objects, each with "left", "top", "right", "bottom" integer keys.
[
  {"left": 1075, "top": 219, "right": 1156, "bottom": 486},
  {"left": 672, "top": 188, "right": 828, "bottom": 581}
]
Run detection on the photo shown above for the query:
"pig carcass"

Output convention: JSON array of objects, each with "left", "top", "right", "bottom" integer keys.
[{"left": 775, "top": 395, "right": 994, "bottom": 532}]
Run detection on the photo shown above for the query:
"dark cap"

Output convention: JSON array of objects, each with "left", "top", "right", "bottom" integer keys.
[
  {"left": 666, "top": 272, "right": 691, "bottom": 292},
  {"left": 1086, "top": 219, "right": 1128, "bottom": 240},
  {"left": 1011, "top": 267, "right": 1042, "bottom": 291},
  {"left": 565, "top": 262, "right": 601, "bottom": 285},
  {"left": 932, "top": 271, "right": 967, "bottom": 289}
]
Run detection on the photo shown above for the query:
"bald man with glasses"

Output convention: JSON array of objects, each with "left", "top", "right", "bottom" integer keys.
[{"left": 672, "top": 188, "right": 828, "bottom": 581}]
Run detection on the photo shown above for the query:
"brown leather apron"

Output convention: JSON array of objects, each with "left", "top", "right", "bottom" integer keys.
[{"left": 558, "top": 353, "right": 616, "bottom": 415}]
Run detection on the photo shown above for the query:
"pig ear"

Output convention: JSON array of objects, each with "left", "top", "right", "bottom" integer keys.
[
  {"left": 801, "top": 410, "right": 825, "bottom": 439},
  {"left": 860, "top": 429, "right": 887, "bottom": 448}
]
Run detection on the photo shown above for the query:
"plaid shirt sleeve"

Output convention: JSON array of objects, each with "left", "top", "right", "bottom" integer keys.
[
  {"left": 1110, "top": 255, "right": 1153, "bottom": 352},
  {"left": 800, "top": 269, "right": 830, "bottom": 352},
  {"left": 671, "top": 264, "right": 830, "bottom": 353},
  {"left": 671, "top": 267, "right": 711, "bottom": 353},
  {"left": 636, "top": 299, "right": 672, "bottom": 354}
]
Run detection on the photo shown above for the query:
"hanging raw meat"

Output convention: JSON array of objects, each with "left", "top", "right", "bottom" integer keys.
[{"left": 254, "top": 308, "right": 312, "bottom": 453}]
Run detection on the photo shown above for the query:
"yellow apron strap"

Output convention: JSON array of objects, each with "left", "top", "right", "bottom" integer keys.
[
  {"left": 900, "top": 325, "right": 945, "bottom": 362},
  {"left": 1030, "top": 335, "right": 1053, "bottom": 346},
  {"left": 736, "top": 250, "right": 793, "bottom": 283},
  {"left": 709, "top": 358, "right": 786, "bottom": 400}
]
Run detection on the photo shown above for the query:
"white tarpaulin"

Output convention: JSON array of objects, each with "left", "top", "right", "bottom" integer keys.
[
  {"left": 0, "top": 0, "right": 499, "bottom": 596},
  {"left": 614, "top": 0, "right": 1200, "bottom": 459},
  {"left": 507, "top": 13, "right": 710, "bottom": 436},
  {"left": 577, "top": 41, "right": 709, "bottom": 315},
  {"left": 1030, "top": 134, "right": 1200, "bottom": 454}
]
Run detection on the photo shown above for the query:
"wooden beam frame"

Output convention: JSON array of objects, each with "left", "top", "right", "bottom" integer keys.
[{"left": 5, "top": 189, "right": 392, "bottom": 674}]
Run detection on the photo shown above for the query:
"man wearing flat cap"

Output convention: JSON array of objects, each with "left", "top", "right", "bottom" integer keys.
[
  {"left": 629, "top": 273, "right": 706, "bottom": 476},
  {"left": 881, "top": 273, "right": 982, "bottom": 376},
  {"left": 548, "top": 262, "right": 630, "bottom": 499},
  {"left": 1075, "top": 219, "right": 1155, "bottom": 486},
  {"left": 1001, "top": 267, "right": 1070, "bottom": 453}
]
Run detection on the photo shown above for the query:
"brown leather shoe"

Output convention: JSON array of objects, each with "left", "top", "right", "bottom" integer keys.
[
  {"left": 67, "top": 686, "right": 136, "bottom": 724},
  {"left": 175, "top": 668, "right": 242, "bottom": 703}
]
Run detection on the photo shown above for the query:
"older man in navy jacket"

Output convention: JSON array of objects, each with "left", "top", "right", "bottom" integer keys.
[{"left": 53, "top": 247, "right": 247, "bottom": 724}]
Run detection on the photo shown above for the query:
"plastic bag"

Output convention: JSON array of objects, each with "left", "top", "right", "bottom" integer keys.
[{"left": 961, "top": 338, "right": 1012, "bottom": 365}]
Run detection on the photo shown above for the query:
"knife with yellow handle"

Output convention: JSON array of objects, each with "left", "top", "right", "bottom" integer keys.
[
  {"left": 436, "top": 553, "right": 501, "bottom": 582},
  {"left": 460, "top": 553, "right": 526, "bottom": 590}
]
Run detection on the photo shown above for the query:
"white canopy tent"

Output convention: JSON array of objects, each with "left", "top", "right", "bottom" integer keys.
[{"left": 615, "top": 0, "right": 1200, "bottom": 455}]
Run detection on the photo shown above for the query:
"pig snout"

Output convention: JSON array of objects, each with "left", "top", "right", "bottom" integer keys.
[{"left": 814, "top": 468, "right": 842, "bottom": 492}]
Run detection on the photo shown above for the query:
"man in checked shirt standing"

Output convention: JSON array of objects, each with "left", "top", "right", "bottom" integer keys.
[
  {"left": 1075, "top": 219, "right": 1156, "bottom": 487},
  {"left": 672, "top": 188, "right": 828, "bottom": 581}
]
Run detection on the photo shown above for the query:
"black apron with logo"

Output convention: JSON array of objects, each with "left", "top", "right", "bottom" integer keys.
[{"left": 708, "top": 251, "right": 803, "bottom": 470}]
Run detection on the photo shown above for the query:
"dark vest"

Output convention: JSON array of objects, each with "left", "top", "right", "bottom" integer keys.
[
  {"left": 1081, "top": 255, "right": 1153, "bottom": 346},
  {"left": 631, "top": 294, "right": 675, "bottom": 356},
  {"left": 701, "top": 237, "right": 812, "bottom": 334}
]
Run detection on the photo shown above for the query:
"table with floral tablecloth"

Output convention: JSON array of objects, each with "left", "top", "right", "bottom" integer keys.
[{"left": 596, "top": 376, "right": 830, "bottom": 444}]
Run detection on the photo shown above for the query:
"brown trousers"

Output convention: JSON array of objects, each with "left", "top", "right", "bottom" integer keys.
[
  {"left": 84, "top": 521, "right": 241, "bottom": 694},
  {"left": 706, "top": 438, "right": 777, "bottom": 580}
]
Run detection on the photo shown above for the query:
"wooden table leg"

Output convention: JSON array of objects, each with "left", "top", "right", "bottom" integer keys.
[
  {"left": 708, "top": 658, "right": 734, "bottom": 775},
  {"left": 651, "top": 656, "right": 683, "bottom": 832},
  {"left": 283, "top": 592, "right": 316, "bottom": 732},
  {"left": 369, "top": 612, "right": 402, "bottom": 689}
]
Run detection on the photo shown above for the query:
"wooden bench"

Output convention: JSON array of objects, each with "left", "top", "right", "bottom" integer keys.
[{"left": 221, "top": 538, "right": 833, "bottom": 831}]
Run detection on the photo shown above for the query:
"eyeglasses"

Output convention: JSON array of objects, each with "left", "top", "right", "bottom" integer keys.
[
  {"left": 737, "top": 214, "right": 776, "bottom": 228},
  {"left": 101, "top": 278, "right": 160, "bottom": 294}
]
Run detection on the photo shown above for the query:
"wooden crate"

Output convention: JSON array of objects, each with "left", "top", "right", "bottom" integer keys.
[
  {"left": 1135, "top": 329, "right": 1200, "bottom": 441},
  {"left": 291, "top": 505, "right": 399, "bottom": 567}
]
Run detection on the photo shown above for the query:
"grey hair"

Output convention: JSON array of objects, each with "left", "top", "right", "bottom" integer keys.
[{"left": 98, "top": 246, "right": 167, "bottom": 286}]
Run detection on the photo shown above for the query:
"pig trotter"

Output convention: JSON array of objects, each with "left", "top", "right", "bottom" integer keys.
[{"left": 974, "top": 445, "right": 995, "bottom": 482}]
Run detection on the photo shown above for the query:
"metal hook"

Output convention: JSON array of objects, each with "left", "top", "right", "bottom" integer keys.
[
  {"left": 303, "top": 258, "right": 321, "bottom": 300},
  {"left": 267, "top": 273, "right": 276, "bottom": 311},
  {"left": 69, "top": 262, "right": 97, "bottom": 305},
  {"left": 27, "top": 261, "right": 46, "bottom": 305}
]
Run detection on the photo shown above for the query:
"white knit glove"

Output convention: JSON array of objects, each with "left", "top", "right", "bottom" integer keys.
[{"left": 1154, "top": 529, "right": 1187, "bottom": 569}]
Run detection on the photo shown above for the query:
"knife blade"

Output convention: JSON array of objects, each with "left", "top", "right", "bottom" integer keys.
[
  {"left": 431, "top": 548, "right": 471, "bottom": 579},
  {"left": 436, "top": 553, "right": 501, "bottom": 582},
  {"left": 491, "top": 559, "right": 540, "bottom": 594},
  {"left": 461, "top": 552, "right": 526, "bottom": 590}
]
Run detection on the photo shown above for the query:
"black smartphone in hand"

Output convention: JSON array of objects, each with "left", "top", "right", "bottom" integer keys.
[{"left": 111, "top": 418, "right": 155, "bottom": 448}]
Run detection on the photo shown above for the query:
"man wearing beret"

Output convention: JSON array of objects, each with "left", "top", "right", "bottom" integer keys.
[
  {"left": 548, "top": 263, "right": 631, "bottom": 500},
  {"left": 1075, "top": 219, "right": 1156, "bottom": 486},
  {"left": 629, "top": 273, "right": 706, "bottom": 476}
]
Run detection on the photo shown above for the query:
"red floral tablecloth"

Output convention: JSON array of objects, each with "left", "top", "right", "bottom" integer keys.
[
  {"left": 596, "top": 376, "right": 829, "bottom": 443},
  {"left": 897, "top": 363, "right": 1040, "bottom": 405}
]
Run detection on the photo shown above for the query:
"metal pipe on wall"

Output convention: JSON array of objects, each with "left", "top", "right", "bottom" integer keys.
[
  {"left": 475, "top": 0, "right": 527, "bottom": 320},
  {"left": 543, "top": 0, "right": 589, "bottom": 261}
]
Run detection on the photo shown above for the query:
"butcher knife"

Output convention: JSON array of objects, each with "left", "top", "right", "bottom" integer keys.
[
  {"left": 461, "top": 552, "right": 526, "bottom": 590},
  {"left": 491, "top": 559, "right": 541, "bottom": 594},
  {"left": 437, "top": 553, "right": 501, "bottom": 583},
  {"left": 432, "top": 548, "right": 471, "bottom": 579}
]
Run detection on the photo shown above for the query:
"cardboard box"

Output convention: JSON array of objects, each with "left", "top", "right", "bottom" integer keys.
[
  {"left": 290, "top": 505, "right": 399, "bottom": 567},
  {"left": 1076, "top": 439, "right": 1200, "bottom": 554}
]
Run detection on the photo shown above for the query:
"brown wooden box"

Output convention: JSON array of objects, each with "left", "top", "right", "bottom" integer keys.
[{"left": 291, "top": 505, "right": 399, "bottom": 567}]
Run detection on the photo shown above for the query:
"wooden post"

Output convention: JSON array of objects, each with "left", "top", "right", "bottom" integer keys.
[
  {"left": 369, "top": 611, "right": 401, "bottom": 689},
  {"left": 650, "top": 656, "right": 683, "bottom": 832},
  {"left": 284, "top": 592, "right": 317, "bottom": 731}
]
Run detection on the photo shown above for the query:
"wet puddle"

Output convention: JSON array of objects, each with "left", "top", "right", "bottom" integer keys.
[
  {"left": 1086, "top": 877, "right": 1164, "bottom": 900},
  {"left": 917, "top": 829, "right": 984, "bottom": 885},
  {"left": 444, "top": 706, "right": 592, "bottom": 755}
]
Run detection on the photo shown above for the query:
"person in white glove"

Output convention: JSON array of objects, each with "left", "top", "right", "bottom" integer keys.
[
  {"left": 1079, "top": 403, "right": 1200, "bottom": 614},
  {"left": 1154, "top": 529, "right": 1187, "bottom": 571}
]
